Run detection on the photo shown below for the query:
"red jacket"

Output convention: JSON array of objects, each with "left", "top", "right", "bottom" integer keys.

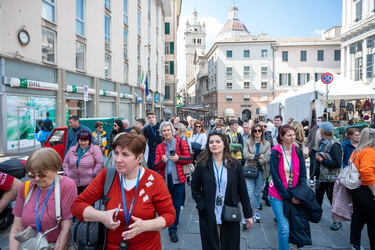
[{"left": 154, "top": 136, "right": 193, "bottom": 183}]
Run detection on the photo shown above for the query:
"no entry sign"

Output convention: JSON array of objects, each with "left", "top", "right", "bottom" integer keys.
[{"left": 321, "top": 73, "right": 334, "bottom": 84}]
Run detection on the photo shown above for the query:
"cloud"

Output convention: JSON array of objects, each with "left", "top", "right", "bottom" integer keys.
[{"left": 176, "top": 15, "right": 223, "bottom": 90}]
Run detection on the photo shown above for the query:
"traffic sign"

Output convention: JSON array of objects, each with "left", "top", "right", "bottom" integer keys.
[
  {"left": 321, "top": 72, "right": 334, "bottom": 84},
  {"left": 83, "top": 85, "right": 88, "bottom": 101}
]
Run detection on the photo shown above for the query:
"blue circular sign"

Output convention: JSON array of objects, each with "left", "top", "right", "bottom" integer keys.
[
  {"left": 321, "top": 73, "right": 334, "bottom": 84},
  {"left": 154, "top": 93, "right": 160, "bottom": 103}
]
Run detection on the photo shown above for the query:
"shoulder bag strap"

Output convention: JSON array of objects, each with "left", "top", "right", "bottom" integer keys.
[{"left": 102, "top": 167, "right": 117, "bottom": 206}]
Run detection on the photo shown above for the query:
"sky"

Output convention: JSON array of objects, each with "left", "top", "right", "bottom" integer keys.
[{"left": 176, "top": 0, "right": 343, "bottom": 89}]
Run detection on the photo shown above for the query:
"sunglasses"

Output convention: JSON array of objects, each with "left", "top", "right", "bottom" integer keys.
[
  {"left": 113, "top": 124, "right": 118, "bottom": 127},
  {"left": 260, "top": 125, "right": 267, "bottom": 128},
  {"left": 195, "top": 126, "right": 202, "bottom": 128},
  {"left": 253, "top": 129, "right": 262, "bottom": 133},
  {"left": 174, "top": 127, "right": 179, "bottom": 130},
  {"left": 27, "top": 170, "right": 51, "bottom": 179}
]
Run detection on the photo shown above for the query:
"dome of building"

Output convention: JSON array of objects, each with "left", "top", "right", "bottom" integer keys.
[
  {"left": 191, "top": 9, "right": 201, "bottom": 27},
  {"left": 221, "top": 19, "right": 249, "bottom": 33},
  {"left": 217, "top": 5, "right": 250, "bottom": 40}
]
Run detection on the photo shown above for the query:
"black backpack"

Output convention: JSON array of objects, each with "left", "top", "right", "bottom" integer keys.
[{"left": 71, "top": 167, "right": 116, "bottom": 250}]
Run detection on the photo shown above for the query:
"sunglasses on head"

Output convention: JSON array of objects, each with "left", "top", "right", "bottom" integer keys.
[
  {"left": 253, "top": 129, "right": 262, "bottom": 133},
  {"left": 195, "top": 126, "right": 202, "bottom": 128},
  {"left": 27, "top": 170, "right": 51, "bottom": 179}
]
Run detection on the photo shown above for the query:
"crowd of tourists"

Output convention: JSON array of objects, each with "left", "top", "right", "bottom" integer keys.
[{"left": 1, "top": 112, "right": 374, "bottom": 250}]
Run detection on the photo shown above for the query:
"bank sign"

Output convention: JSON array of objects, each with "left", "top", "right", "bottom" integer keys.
[{"left": 10, "top": 78, "right": 59, "bottom": 91}]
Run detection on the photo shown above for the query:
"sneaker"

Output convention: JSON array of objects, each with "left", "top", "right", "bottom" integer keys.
[
  {"left": 309, "top": 179, "right": 315, "bottom": 187},
  {"left": 169, "top": 232, "right": 179, "bottom": 242},
  {"left": 262, "top": 196, "right": 271, "bottom": 206},
  {"left": 242, "top": 218, "right": 248, "bottom": 229},
  {"left": 254, "top": 211, "right": 261, "bottom": 223},
  {"left": 330, "top": 222, "right": 342, "bottom": 231}
]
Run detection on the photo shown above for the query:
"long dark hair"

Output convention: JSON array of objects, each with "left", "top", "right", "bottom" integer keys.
[
  {"left": 197, "top": 132, "right": 235, "bottom": 169},
  {"left": 112, "top": 119, "right": 125, "bottom": 134}
]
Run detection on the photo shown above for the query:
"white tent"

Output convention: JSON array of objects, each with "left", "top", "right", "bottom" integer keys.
[
  {"left": 284, "top": 73, "right": 375, "bottom": 122},
  {"left": 267, "top": 89, "right": 296, "bottom": 119}
]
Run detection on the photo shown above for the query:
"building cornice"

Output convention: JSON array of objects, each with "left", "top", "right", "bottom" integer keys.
[{"left": 338, "top": 15, "right": 375, "bottom": 42}]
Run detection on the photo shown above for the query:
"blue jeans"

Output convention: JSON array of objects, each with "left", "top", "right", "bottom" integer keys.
[
  {"left": 167, "top": 174, "right": 185, "bottom": 232},
  {"left": 245, "top": 170, "right": 265, "bottom": 209},
  {"left": 270, "top": 196, "right": 290, "bottom": 250}
]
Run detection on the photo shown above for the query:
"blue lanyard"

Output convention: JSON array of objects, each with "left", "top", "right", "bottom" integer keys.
[
  {"left": 120, "top": 168, "right": 141, "bottom": 230},
  {"left": 35, "top": 182, "right": 55, "bottom": 233},
  {"left": 281, "top": 145, "right": 292, "bottom": 175},
  {"left": 151, "top": 125, "right": 157, "bottom": 140},
  {"left": 212, "top": 159, "right": 224, "bottom": 195}
]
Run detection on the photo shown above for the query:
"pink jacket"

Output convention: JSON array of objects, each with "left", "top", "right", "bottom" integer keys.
[
  {"left": 63, "top": 144, "right": 103, "bottom": 187},
  {"left": 269, "top": 144, "right": 301, "bottom": 200}
]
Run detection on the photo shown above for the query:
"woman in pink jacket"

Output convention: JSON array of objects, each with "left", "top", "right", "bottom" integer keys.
[{"left": 63, "top": 130, "right": 103, "bottom": 194}]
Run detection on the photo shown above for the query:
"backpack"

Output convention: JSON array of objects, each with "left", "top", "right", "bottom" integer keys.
[{"left": 71, "top": 167, "right": 116, "bottom": 250}]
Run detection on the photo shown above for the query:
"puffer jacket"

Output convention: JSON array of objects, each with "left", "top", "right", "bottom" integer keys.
[
  {"left": 154, "top": 136, "right": 193, "bottom": 183},
  {"left": 284, "top": 183, "right": 322, "bottom": 247},
  {"left": 63, "top": 144, "right": 104, "bottom": 187}
]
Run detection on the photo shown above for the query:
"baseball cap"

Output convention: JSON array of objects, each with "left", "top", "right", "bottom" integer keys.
[{"left": 317, "top": 122, "right": 334, "bottom": 133}]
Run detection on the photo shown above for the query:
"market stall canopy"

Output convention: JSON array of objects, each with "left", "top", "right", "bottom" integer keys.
[
  {"left": 267, "top": 89, "right": 296, "bottom": 119},
  {"left": 284, "top": 73, "right": 375, "bottom": 122},
  {"left": 296, "top": 73, "right": 375, "bottom": 99}
]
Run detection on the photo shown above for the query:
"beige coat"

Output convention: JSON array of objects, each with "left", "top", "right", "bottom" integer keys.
[{"left": 243, "top": 139, "right": 271, "bottom": 179}]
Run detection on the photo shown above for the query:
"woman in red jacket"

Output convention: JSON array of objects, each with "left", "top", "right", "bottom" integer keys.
[
  {"left": 71, "top": 133, "right": 176, "bottom": 250},
  {"left": 154, "top": 121, "right": 193, "bottom": 243}
]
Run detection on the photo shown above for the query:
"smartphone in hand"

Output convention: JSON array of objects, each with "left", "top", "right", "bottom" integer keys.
[
  {"left": 113, "top": 204, "right": 121, "bottom": 221},
  {"left": 170, "top": 150, "right": 176, "bottom": 156}
]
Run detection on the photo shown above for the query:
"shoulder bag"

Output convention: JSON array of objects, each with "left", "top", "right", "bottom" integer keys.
[
  {"left": 222, "top": 205, "right": 242, "bottom": 222},
  {"left": 71, "top": 167, "right": 117, "bottom": 250},
  {"left": 338, "top": 154, "right": 362, "bottom": 189},
  {"left": 243, "top": 166, "right": 259, "bottom": 179},
  {"left": 14, "top": 175, "right": 61, "bottom": 250}
]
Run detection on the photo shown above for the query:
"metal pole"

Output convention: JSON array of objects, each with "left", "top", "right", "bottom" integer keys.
[
  {"left": 326, "top": 84, "right": 329, "bottom": 121},
  {"left": 84, "top": 101, "right": 87, "bottom": 118}
]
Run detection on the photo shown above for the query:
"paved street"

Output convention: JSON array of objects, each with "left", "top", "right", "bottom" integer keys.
[{"left": 0, "top": 152, "right": 371, "bottom": 250}]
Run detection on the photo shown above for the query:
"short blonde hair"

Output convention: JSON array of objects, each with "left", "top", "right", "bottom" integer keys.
[{"left": 26, "top": 148, "right": 62, "bottom": 173}]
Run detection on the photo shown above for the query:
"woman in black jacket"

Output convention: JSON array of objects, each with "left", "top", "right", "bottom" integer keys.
[{"left": 191, "top": 132, "right": 253, "bottom": 250}]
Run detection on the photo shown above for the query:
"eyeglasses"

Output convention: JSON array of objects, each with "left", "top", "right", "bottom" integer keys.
[
  {"left": 195, "top": 126, "right": 202, "bottom": 128},
  {"left": 27, "top": 170, "right": 51, "bottom": 179},
  {"left": 260, "top": 125, "right": 267, "bottom": 128},
  {"left": 253, "top": 129, "right": 262, "bottom": 133}
]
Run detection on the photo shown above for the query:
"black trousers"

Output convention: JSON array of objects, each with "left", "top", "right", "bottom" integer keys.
[
  {"left": 309, "top": 149, "right": 317, "bottom": 180},
  {"left": 315, "top": 181, "right": 334, "bottom": 206},
  {"left": 349, "top": 186, "right": 375, "bottom": 249}
]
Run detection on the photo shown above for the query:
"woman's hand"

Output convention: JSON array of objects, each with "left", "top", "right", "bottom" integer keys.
[
  {"left": 101, "top": 208, "right": 122, "bottom": 230},
  {"left": 122, "top": 216, "right": 148, "bottom": 241},
  {"left": 316, "top": 154, "right": 323, "bottom": 162},
  {"left": 291, "top": 197, "right": 301, "bottom": 204},
  {"left": 244, "top": 218, "right": 254, "bottom": 228},
  {"left": 162, "top": 155, "right": 168, "bottom": 163},
  {"left": 259, "top": 154, "right": 265, "bottom": 158},
  {"left": 170, "top": 155, "right": 179, "bottom": 162}
]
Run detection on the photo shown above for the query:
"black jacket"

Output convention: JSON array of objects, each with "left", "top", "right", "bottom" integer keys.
[
  {"left": 191, "top": 159, "right": 252, "bottom": 250},
  {"left": 284, "top": 183, "right": 323, "bottom": 246},
  {"left": 142, "top": 123, "right": 163, "bottom": 153}
]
